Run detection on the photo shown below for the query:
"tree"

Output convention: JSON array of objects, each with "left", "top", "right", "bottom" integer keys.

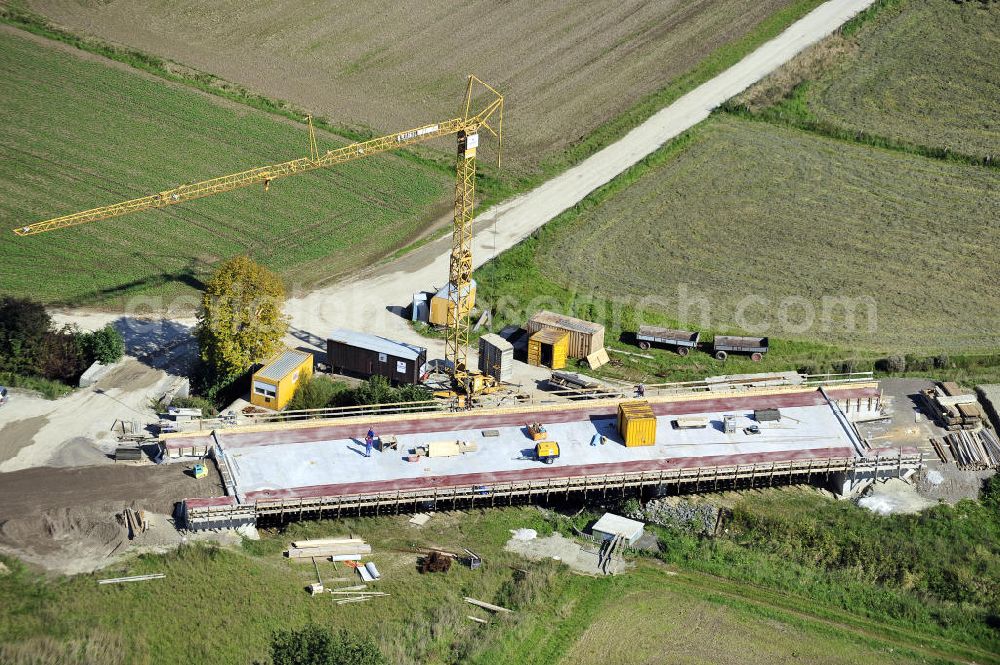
[
  {"left": 196, "top": 256, "right": 288, "bottom": 379},
  {"left": 37, "top": 324, "right": 87, "bottom": 381},
  {"left": 82, "top": 324, "right": 126, "bottom": 364},
  {"left": 0, "top": 296, "right": 52, "bottom": 375},
  {"left": 270, "top": 624, "right": 387, "bottom": 665}
]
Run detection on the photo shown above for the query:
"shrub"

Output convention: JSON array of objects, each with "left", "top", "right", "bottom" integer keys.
[
  {"left": 168, "top": 395, "right": 218, "bottom": 418},
  {"left": 269, "top": 624, "right": 386, "bottom": 665},
  {"left": 287, "top": 376, "right": 347, "bottom": 410},
  {"left": 878, "top": 354, "right": 906, "bottom": 373},
  {"left": 82, "top": 324, "right": 125, "bottom": 365}
]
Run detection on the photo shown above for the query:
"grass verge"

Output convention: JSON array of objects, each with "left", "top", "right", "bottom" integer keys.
[{"left": 0, "top": 371, "right": 73, "bottom": 399}]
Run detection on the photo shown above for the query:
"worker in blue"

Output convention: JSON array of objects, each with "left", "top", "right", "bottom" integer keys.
[{"left": 364, "top": 427, "right": 376, "bottom": 457}]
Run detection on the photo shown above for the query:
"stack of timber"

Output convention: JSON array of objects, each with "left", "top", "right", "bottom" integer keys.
[
  {"left": 929, "top": 436, "right": 950, "bottom": 464},
  {"left": 286, "top": 537, "right": 371, "bottom": 561},
  {"left": 920, "top": 383, "right": 985, "bottom": 430},
  {"left": 940, "top": 430, "right": 1000, "bottom": 470},
  {"left": 320, "top": 584, "right": 390, "bottom": 605},
  {"left": 547, "top": 371, "right": 618, "bottom": 398},
  {"left": 121, "top": 507, "right": 149, "bottom": 540}
]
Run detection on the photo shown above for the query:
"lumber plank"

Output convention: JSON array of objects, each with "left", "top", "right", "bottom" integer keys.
[{"left": 464, "top": 597, "right": 513, "bottom": 613}]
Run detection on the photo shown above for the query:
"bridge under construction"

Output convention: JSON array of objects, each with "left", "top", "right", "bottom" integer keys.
[{"left": 166, "top": 380, "right": 923, "bottom": 530}]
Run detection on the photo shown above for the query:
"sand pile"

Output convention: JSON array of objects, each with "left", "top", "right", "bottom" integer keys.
[{"left": 0, "top": 505, "right": 128, "bottom": 574}]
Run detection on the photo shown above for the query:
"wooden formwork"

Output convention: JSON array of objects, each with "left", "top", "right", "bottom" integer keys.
[{"left": 184, "top": 453, "right": 923, "bottom": 529}]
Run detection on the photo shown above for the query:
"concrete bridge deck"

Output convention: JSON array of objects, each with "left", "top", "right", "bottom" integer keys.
[{"left": 177, "top": 384, "right": 922, "bottom": 528}]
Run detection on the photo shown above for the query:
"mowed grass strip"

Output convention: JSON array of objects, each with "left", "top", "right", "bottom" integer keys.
[
  {"left": 528, "top": 116, "right": 999, "bottom": 353},
  {"left": 552, "top": 583, "right": 928, "bottom": 665},
  {"left": 0, "top": 31, "right": 451, "bottom": 305},
  {"left": 807, "top": 0, "right": 1000, "bottom": 160}
]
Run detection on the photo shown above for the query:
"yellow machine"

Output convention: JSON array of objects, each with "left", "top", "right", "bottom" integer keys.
[
  {"left": 535, "top": 441, "right": 560, "bottom": 464},
  {"left": 12, "top": 77, "right": 503, "bottom": 398},
  {"left": 192, "top": 463, "right": 208, "bottom": 479}
]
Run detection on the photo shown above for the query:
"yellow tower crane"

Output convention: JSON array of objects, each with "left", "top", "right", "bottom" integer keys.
[{"left": 12, "top": 75, "right": 504, "bottom": 397}]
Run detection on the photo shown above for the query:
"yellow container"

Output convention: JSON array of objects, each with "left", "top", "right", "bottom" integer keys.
[
  {"left": 618, "top": 400, "right": 657, "bottom": 447},
  {"left": 527, "top": 329, "right": 569, "bottom": 370},
  {"left": 251, "top": 349, "right": 314, "bottom": 410},
  {"left": 429, "top": 281, "right": 477, "bottom": 326}
]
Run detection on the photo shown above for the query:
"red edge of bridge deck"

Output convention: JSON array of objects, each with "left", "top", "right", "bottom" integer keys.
[
  {"left": 170, "top": 386, "right": 878, "bottom": 452},
  {"left": 183, "top": 496, "right": 237, "bottom": 509},
  {"left": 242, "top": 446, "right": 861, "bottom": 502}
]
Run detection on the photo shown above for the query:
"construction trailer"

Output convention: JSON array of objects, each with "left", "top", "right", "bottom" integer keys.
[
  {"left": 526, "top": 310, "right": 605, "bottom": 359},
  {"left": 527, "top": 329, "right": 569, "bottom": 370},
  {"left": 478, "top": 333, "right": 513, "bottom": 382},
  {"left": 618, "top": 400, "right": 656, "bottom": 447},
  {"left": 251, "top": 349, "right": 314, "bottom": 410},
  {"left": 429, "top": 280, "right": 477, "bottom": 326},
  {"left": 327, "top": 329, "right": 427, "bottom": 386}
]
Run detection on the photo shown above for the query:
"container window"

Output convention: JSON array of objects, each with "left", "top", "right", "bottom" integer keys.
[{"left": 253, "top": 381, "right": 276, "bottom": 398}]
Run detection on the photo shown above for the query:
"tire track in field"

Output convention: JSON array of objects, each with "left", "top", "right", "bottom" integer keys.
[{"left": 661, "top": 566, "right": 998, "bottom": 665}]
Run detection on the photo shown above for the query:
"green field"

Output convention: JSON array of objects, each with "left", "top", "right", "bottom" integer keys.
[
  {"left": 476, "top": 115, "right": 1000, "bottom": 359},
  {"left": 3, "top": 486, "right": 998, "bottom": 665},
  {"left": 806, "top": 0, "right": 1000, "bottom": 161},
  {"left": 0, "top": 31, "right": 451, "bottom": 305}
]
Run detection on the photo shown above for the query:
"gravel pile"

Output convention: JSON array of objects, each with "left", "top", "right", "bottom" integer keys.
[{"left": 627, "top": 498, "right": 719, "bottom": 535}]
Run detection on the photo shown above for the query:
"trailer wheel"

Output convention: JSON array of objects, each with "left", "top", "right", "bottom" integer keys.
[
  {"left": 544, "top": 457, "right": 554, "bottom": 464},
  {"left": 714, "top": 350, "right": 728, "bottom": 361},
  {"left": 638, "top": 341, "right": 650, "bottom": 350},
  {"left": 677, "top": 347, "right": 690, "bottom": 357},
  {"left": 751, "top": 352, "right": 763, "bottom": 362}
]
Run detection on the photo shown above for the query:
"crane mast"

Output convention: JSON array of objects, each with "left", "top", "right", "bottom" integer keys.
[{"left": 12, "top": 76, "right": 503, "bottom": 396}]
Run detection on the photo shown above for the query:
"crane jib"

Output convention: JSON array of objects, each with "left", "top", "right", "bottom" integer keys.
[{"left": 12, "top": 116, "right": 474, "bottom": 236}]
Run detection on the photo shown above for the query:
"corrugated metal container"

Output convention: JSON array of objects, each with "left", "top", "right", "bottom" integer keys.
[
  {"left": 526, "top": 310, "right": 605, "bottom": 358},
  {"left": 429, "top": 280, "right": 477, "bottom": 326},
  {"left": 327, "top": 329, "right": 427, "bottom": 385},
  {"left": 478, "top": 333, "right": 514, "bottom": 382},
  {"left": 527, "top": 329, "right": 568, "bottom": 370},
  {"left": 618, "top": 400, "right": 656, "bottom": 447},
  {"left": 411, "top": 292, "right": 429, "bottom": 323}
]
